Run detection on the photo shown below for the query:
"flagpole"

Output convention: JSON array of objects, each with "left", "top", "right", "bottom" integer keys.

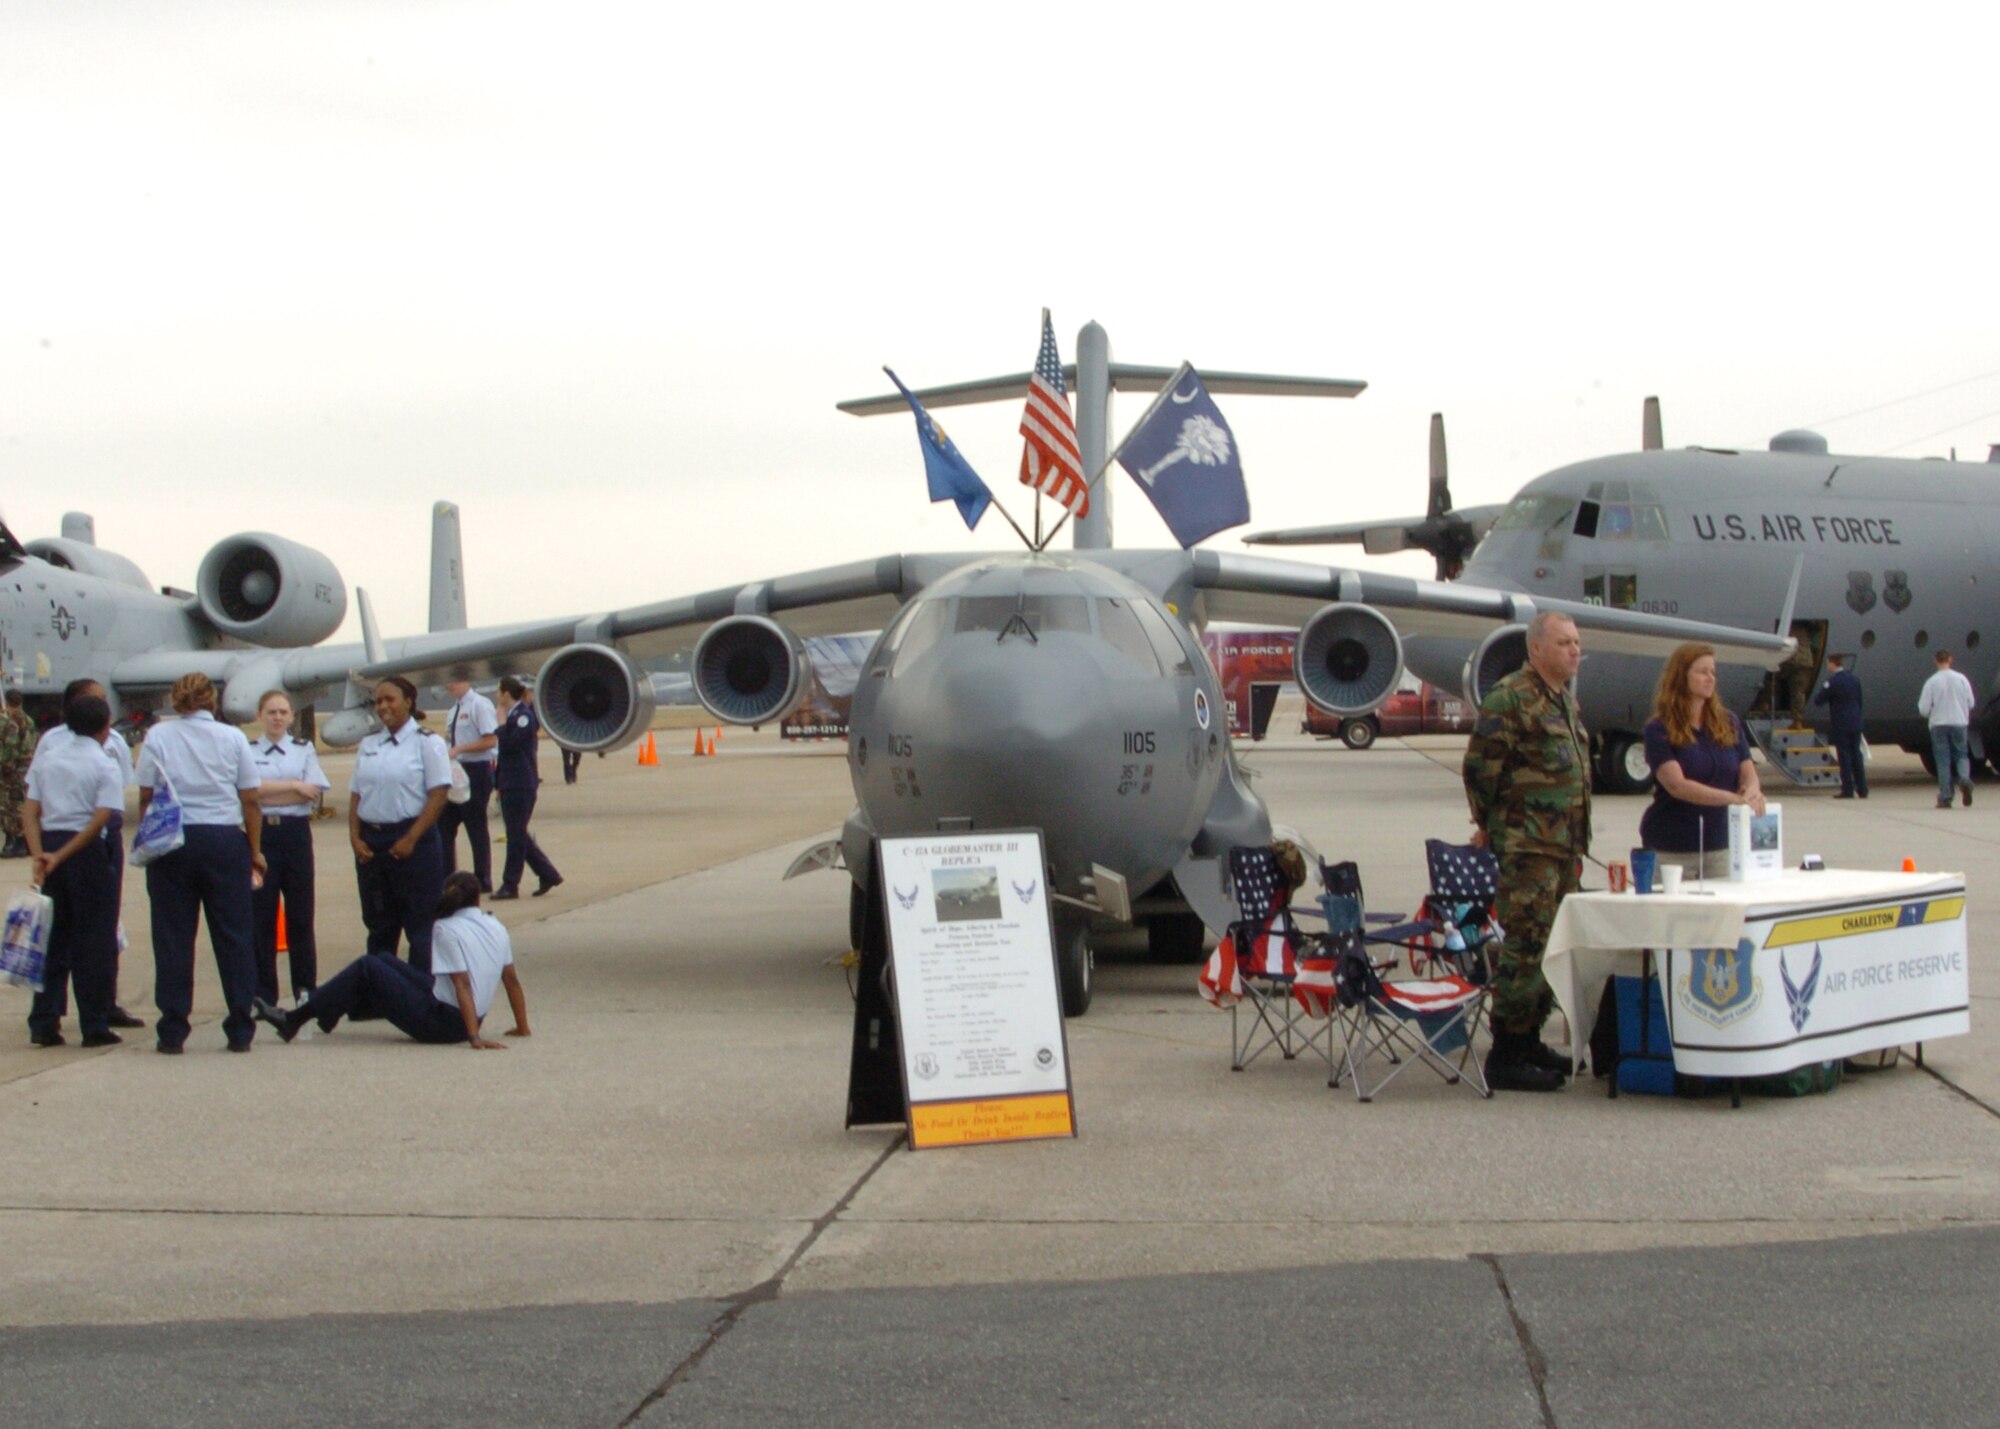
[
  {"left": 1038, "top": 361, "right": 1194, "bottom": 552},
  {"left": 990, "top": 497, "right": 1036, "bottom": 552}
]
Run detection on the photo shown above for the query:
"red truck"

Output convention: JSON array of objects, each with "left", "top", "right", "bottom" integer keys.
[{"left": 1303, "top": 680, "right": 1476, "bottom": 749}]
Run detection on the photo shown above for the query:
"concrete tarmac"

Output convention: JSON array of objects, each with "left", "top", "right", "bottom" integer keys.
[{"left": 3, "top": 718, "right": 1996, "bottom": 1425}]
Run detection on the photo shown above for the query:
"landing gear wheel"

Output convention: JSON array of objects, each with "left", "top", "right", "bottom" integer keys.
[
  {"left": 1057, "top": 921, "right": 1094, "bottom": 1017},
  {"left": 1596, "top": 733, "right": 1654, "bottom": 796},
  {"left": 1146, "top": 911, "right": 1208, "bottom": 964},
  {"left": 1340, "top": 717, "right": 1379, "bottom": 751}
]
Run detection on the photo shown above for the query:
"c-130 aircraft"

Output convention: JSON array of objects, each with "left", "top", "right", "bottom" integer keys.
[
  {"left": 0, "top": 332, "right": 1790, "bottom": 1014},
  {"left": 1247, "top": 398, "right": 2000, "bottom": 792}
]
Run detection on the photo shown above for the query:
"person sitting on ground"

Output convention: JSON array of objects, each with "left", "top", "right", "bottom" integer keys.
[{"left": 252, "top": 873, "right": 530, "bottom": 1048}]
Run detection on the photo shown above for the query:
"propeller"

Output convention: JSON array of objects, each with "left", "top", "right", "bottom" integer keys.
[{"left": 1241, "top": 413, "right": 1502, "bottom": 581}]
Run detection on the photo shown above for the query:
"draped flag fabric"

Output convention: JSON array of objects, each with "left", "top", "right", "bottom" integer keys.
[
  {"left": 1114, "top": 363, "right": 1249, "bottom": 548},
  {"left": 1018, "top": 311, "right": 1088, "bottom": 518},
  {"left": 886, "top": 367, "right": 992, "bottom": 530}
]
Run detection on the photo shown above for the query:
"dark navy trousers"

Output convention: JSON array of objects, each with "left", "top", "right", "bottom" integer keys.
[
  {"left": 306, "top": 952, "right": 467, "bottom": 1043},
  {"left": 1831, "top": 730, "right": 1868, "bottom": 797},
  {"left": 253, "top": 816, "right": 318, "bottom": 1002},
  {"left": 439, "top": 762, "right": 494, "bottom": 891},
  {"left": 498, "top": 787, "right": 560, "bottom": 893},
  {"left": 28, "top": 831, "right": 120, "bottom": 1041},
  {"left": 147, "top": 823, "right": 259, "bottom": 1049},
  {"left": 354, "top": 820, "right": 444, "bottom": 973}
]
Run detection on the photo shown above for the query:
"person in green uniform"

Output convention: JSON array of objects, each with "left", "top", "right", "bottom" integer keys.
[{"left": 1463, "top": 611, "right": 1590, "bottom": 1093}]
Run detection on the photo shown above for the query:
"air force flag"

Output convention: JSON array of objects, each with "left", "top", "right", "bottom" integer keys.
[
  {"left": 1114, "top": 364, "right": 1248, "bottom": 548},
  {"left": 885, "top": 366, "right": 992, "bottom": 530}
]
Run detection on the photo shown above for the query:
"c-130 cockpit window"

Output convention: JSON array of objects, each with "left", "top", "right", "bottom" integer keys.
[
  {"left": 1573, "top": 481, "right": 1667, "bottom": 542},
  {"left": 954, "top": 594, "right": 1091, "bottom": 637}
]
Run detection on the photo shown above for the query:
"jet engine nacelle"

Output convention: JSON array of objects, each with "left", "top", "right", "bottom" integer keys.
[
  {"left": 23, "top": 538, "right": 152, "bottom": 591},
  {"left": 1293, "top": 603, "right": 1404, "bottom": 717},
  {"left": 535, "top": 643, "right": 657, "bottom": 753},
  {"left": 195, "top": 534, "right": 348, "bottom": 646},
  {"left": 1464, "top": 623, "right": 1529, "bottom": 708},
  {"left": 318, "top": 707, "right": 381, "bottom": 749},
  {"left": 692, "top": 615, "right": 808, "bottom": 726}
]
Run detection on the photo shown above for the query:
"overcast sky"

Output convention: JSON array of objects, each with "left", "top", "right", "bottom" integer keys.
[{"left": 5, "top": 2, "right": 1996, "bottom": 639}]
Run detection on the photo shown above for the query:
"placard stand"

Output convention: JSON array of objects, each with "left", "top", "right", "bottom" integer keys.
[{"left": 845, "top": 842, "right": 907, "bottom": 1128}]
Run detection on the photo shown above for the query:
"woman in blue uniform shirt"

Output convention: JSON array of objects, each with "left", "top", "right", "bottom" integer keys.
[
  {"left": 250, "top": 689, "right": 332, "bottom": 1007},
  {"left": 348, "top": 677, "right": 453, "bottom": 973},
  {"left": 136, "top": 673, "right": 265, "bottom": 1053},
  {"left": 492, "top": 676, "right": 563, "bottom": 900},
  {"left": 22, "top": 696, "right": 126, "bottom": 1047}
]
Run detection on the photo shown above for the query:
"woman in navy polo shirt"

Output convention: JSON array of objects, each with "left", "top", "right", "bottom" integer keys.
[{"left": 1640, "top": 642, "right": 1767, "bottom": 881}]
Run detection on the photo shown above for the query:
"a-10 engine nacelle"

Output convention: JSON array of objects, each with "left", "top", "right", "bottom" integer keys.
[
  {"left": 535, "top": 643, "right": 657, "bottom": 753},
  {"left": 1293, "top": 603, "right": 1405, "bottom": 717},
  {"left": 1463, "top": 624, "right": 1528, "bottom": 708},
  {"left": 195, "top": 534, "right": 347, "bottom": 647},
  {"left": 692, "top": 615, "right": 808, "bottom": 726}
]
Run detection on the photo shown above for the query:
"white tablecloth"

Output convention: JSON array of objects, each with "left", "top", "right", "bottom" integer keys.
[{"left": 1544, "top": 868, "right": 1969, "bottom": 1076}]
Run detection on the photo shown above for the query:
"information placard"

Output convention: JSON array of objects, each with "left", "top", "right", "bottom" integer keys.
[{"left": 879, "top": 830, "right": 1076, "bottom": 1150}]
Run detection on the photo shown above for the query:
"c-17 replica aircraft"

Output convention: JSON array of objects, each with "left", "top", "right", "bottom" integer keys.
[
  {"left": 1247, "top": 399, "right": 2000, "bottom": 792},
  {"left": 3, "top": 335, "right": 1790, "bottom": 1014}
]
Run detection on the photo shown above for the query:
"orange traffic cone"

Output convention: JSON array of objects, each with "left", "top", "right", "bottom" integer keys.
[
  {"left": 691, "top": 728, "right": 705, "bottom": 757},
  {"left": 275, "top": 898, "right": 288, "bottom": 954},
  {"left": 1902, "top": 857, "right": 1917, "bottom": 873},
  {"left": 714, "top": 725, "right": 722, "bottom": 745},
  {"left": 636, "top": 732, "right": 657, "bottom": 767},
  {"left": 705, "top": 732, "right": 717, "bottom": 756}
]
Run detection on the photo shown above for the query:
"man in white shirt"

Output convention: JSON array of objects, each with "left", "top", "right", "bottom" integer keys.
[
  {"left": 1917, "top": 649, "right": 1978, "bottom": 809},
  {"left": 439, "top": 678, "right": 498, "bottom": 893}
]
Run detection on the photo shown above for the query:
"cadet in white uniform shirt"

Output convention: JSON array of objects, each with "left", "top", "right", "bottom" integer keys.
[
  {"left": 439, "top": 677, "right": 499, "bottom": 893},
  {"left": 250, "top": 689, "right": 332, "bottom": 1006},
  {"left": 255, "top": 871, "right": 531, "bottom": 1047},
  {"left": 22, "top": 696, "right": 126, "bottom": 1047},
  {"left": 135, "top": 673, "right": 265, "bottom": 1054},
  {"left": 349, "top": 677, "right": 453, "bottom": 973},
  {"left": 31, "top": 677, "right": 145, "bottom": 1029}
]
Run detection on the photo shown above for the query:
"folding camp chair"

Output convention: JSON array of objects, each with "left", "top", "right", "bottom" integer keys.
[
  {"left": 1315, "top": 846, "right": 1495, "bottom": 1100},
  {"left": 1200, "top": 845, "right": 1319, "bottom": 1071}
]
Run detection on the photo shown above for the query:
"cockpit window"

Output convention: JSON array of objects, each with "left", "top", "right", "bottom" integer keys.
[
  {"left": 1574, "top": 480, "right": 1666, "bottom": 542},
  {"left": 1133, "top": 601, "right": 1194, "bottom": 674},
  {"left": 889, "top": 599, "right": 951, "bottom": 675},
  {"left": 1494, "top": 495, "right": 1577, "bottom": 532},
  {"left": 1097, "top": 598, "right": 1161, "bottom": 674},
  {"left": 954, "top": 594, "right": 1091, "bottom": 637}
]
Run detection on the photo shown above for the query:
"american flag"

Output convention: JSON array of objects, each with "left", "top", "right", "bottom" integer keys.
[
  {"left": 1426, "top": 839, "right": 1499, "bottom": 904},
  {"left": 1018, "top": 310, "right": 1088, "bottom": 518}
]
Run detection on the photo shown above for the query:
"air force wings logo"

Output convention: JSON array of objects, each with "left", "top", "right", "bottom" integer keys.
[
  {"left": 1781, "top": 946, "right": 1823, "bottom": 1034},
  {"left": 892, "top": 885, "right": 919, "bottom": 912},
  {"left": 1012, "top": 879, "right": 1038, "bottom": 906}
]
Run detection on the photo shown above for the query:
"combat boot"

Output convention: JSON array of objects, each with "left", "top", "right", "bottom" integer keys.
[
  {"left": 0, "top": 837, "right": 25, "bottom": 859},
  {"left": 1523, "top": 1039, "right": 1574, "bottom": 1078},
  {"left": 1484, "top": 1032, "right": 1565, "bottom": 1093}
]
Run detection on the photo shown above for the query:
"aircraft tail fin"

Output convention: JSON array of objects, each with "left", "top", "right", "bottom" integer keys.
[
  {"left": 61, "top": 513, "right": 96, "bottom": 545},
  {"left": 357, "top": 587, "right": 387, "bottom": 666},
  {"left": 429, "top": 502, "right": 467, "bottom": 632},
  {"left": 1642, "top": 396, "right": 1664, "bottom": 452}
]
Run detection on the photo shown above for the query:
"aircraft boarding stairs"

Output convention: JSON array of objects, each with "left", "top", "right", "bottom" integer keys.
[{"left": 1744, "top": 717, "right": 1842, "bottom": 790}]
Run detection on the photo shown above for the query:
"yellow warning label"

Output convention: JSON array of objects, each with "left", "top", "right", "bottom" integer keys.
[{"left": 909, "top": 1093, "right": 1075, "bottom": 1149}]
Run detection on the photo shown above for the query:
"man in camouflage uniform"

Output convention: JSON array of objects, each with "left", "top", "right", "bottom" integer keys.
[
  {"left": 1463, "top": 611, "right": 1590, "bottom": 1093},
  {"left": 0, "top": 687, "right": 33, "bottom": 858}
]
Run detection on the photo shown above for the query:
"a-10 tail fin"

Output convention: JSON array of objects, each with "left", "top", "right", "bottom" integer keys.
[{"left": 429, "top": 501, "right": 466, "bottom": 632}]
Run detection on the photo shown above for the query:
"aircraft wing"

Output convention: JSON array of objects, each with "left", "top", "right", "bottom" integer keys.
[
  {"left": 1191, "top": 551, "right": 1794, "bottom": 667},
  {"left": 104, "top": 557, "right": 913, "bottom": 704}
]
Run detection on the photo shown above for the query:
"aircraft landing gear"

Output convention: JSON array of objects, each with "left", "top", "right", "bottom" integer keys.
[
  {"left": 1057, "top": 919, "right": 1094, "bottom": 1017},
  {"left": 1339, "top": 716, "right": 1379, "bottom": 751},
  {"left": 1145, "top": 911, "right": 1208, "bottom": 964},
  {"left": 1596, "top": 732, "right": 1654, "bottom": 796}
]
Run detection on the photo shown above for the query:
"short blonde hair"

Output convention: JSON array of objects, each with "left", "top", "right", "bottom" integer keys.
[{"left": 170, "top": 673, "right": 218, "bottom": 714}]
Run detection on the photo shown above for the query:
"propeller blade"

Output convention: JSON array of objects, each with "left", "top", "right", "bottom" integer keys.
[
  {"left": 1362, "top": 528, "right": 1413, "bottom": 557},
  {"left": 1642, "top": 395, "right": 1663, "bottom": 451},
  {"left": 1428, "top": 412, "right": 1451, "bottom": 517}
]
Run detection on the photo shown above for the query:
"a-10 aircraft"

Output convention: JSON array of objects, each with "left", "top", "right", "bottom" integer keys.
[
  {"left": 1247, "top": 400, "right": 2000, "bottom": 792},
  {"left": 0, "top": 341, "right": 1792, "bottom": 1015}
]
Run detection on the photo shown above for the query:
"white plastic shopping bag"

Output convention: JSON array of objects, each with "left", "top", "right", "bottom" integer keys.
[{"left": 1, "top": 890, "right": 54, "bottom": 991}]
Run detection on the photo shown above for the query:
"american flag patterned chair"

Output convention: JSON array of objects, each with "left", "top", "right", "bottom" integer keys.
[
  {"left": 1200, "top": 845, "right": 1323, "bottom": 1071},
  {"left": 1314, "top": 848, "right": 1497, "bottom": 1101}
]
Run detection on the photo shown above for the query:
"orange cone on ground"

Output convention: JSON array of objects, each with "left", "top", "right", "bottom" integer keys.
[
  {"left": 637, "top": 732, "right": 658, "bottom": 767},
  {"left": 714, "top": 726, "right": 722, "bottom": 745},
  {"left": 705, "top": 732, "right": 716, "bottom": 756},
  {"left": 691, "top": 729, "right": 705, "bottom": 757},
  {"left": 275, "top": 898, "right": 288, "bottom": 953},
  {"left": 1903, "top": 857, "right": 1917, "bottom": 872}
]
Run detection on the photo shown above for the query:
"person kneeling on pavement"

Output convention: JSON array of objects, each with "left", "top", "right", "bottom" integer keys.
[{"left": 253, "top": 872, "right": 529, "bottom": 1048}]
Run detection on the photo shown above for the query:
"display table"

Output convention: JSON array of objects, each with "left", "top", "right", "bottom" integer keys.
[{"left": 1544, "top": 868, "right": 1969, "bottom": 1080}]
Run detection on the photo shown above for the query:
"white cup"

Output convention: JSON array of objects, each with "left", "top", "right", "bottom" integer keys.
[{"left": 1659, "top": 864, "right": 1684, "bottom": 895}]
